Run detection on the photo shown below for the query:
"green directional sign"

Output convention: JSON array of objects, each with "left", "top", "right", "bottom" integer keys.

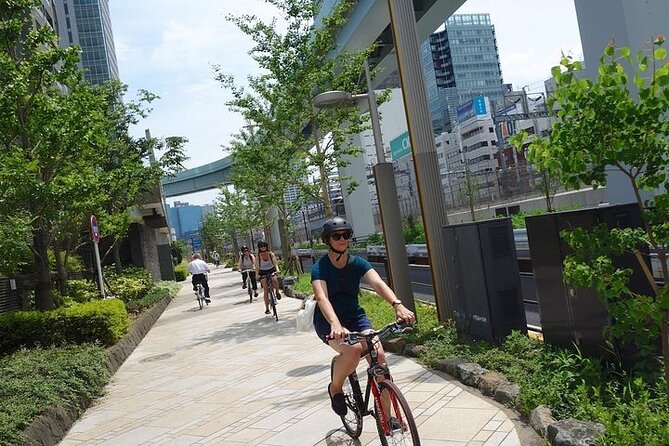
[{"left": 390, "top": 131, "right": 411, "bottom": 161}]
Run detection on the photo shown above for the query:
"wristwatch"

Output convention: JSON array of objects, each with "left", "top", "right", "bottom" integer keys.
[{"left": 391, "top": 300, "right": 402, "bottom": 307}]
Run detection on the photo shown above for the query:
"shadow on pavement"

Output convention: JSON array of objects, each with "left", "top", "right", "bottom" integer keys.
[
  {"left": 324, "top": 429, "right": 363, "bottom": 445},
  {"left": 286, "top": 364, "right": 330, "bottom": 377},
  {"left": 185, "top": 313, "right": 296, "bottom": 347}
]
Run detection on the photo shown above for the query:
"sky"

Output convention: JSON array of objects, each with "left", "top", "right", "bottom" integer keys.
[{"left": 108, "top": 0, "right": 583, "bottom": 205}]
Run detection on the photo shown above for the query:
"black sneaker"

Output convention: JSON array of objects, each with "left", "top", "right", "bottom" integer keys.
[
  {"left": 328, "top": 383, "right": 347, "bottom": 416},
  {"left": 276, "top": 292, "right": 281, "bottom": 300},
  {"left": 265, "top": 309, "right": 270, "bottom": 314},
  {"left": 242, "top": 283, "right": 247, "bottom": 289},
  {"left": 205, "top": 298, "right": 211, "bottom": 304},
  {"left": 254, "top": 291, "right": 258, "bottom": 297}
]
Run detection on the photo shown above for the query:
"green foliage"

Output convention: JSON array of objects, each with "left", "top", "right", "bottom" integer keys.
[
  {"left": 173, "top": 265, "right": 187, "bottom": 282},
  {"left": 364, "top": 296, "right": 667, "bottom": 444},
  {"left": 124, "top": 281, "right": 180, "bottom": 313},
  {"left": 104, "top": 266, "right": 154, "bottom": 302},
  {"left": 0, "top": 216, "right": 33, "bottom": 276},
  {"left": 403, "top": 215, "right": 425, "bottom": 244},
  {"left": 0, "top": 299, "right": 130, "bottom": 355},
  {"left": 65, "top": 279, "right": 100, "bottom": 303},
  {"left": 171, "top": 240, "right": 188, "bottom": 266},
  {"left": 0, "top": 344, "right": 109, "bottom": 446},
  {"left": 510, "top": 204, "right": 582, "bottom": 229},
  {"left": 366, "top": 232, "right": 384, "bottom": 245},
  {"left": 293, "top": 272, "right": 314, "bottom": 295}
]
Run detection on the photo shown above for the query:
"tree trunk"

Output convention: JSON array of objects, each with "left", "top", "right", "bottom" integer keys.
[
  {"left": 312, "top": 123, "right": 333, "bottom": 218},
  {"left": 32, "top": 225, "right": 56, "bottom": 310},
  {"left": 113, "top": 242, "right": 122, "bottom": 273},
  {"left": 276, "top": 215, "right": 294, "bottom": 274},
  {"left": 53, "top": 246, "right": 68, "bottom": 297}
]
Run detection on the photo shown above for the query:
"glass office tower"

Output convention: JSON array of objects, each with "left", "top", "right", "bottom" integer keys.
[
  {"left": 421, "top": 13, "right": 504, "bottom": 134},
  {"left": 54, "top": 0, "right": 119, "bottom": 85}
]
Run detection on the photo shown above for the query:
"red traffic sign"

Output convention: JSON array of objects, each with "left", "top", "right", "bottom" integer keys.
[{"left": 90, "top": 215, "right": 100, "bottom": 244}]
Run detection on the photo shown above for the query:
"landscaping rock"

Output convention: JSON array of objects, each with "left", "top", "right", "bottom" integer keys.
[
  {"left": 403, "top": 344, "right": 429, "bottom": 358},
  {"left": 478, "top": 371, "right": 508, "bottom": 396},
  {"left": 434, "top": 358, "right": 468, "bottom": 378},
  {"left": 283, "top": 285, "right": 295, "bottom": 297},
  {"left": 382, "top": 337, "right": 406, "bottom": 353},
  {"left": 547, "top": 419, "right": 605, "bottom": 446},
  {"left": 494, "top": 383, "right": 520, "bottom": 406},
  {"left": 530, "top": 405, "right": 556, "bottom": 438},
  {"left": 457, "top": 363, "right": 488, "bottom": 387}
]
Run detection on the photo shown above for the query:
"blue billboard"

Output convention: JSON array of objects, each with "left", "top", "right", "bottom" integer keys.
[{"left": 457, "top": 96, "right": 487, "bottom": 123}]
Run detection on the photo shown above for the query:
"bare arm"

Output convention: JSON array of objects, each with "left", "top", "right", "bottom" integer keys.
[
  {"left": 363, "top": 268, "right": 415, "bottom": 323},
  {"left": 312, "top": 279, "right": 347, "bottom": 339},
  {"left": 271, "top": 252, "right": 280, "bottom": 273}
]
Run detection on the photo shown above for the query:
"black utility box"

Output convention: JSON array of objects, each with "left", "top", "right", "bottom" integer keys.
[
  {"left": 442, "top": 218, "right": 527, "bottom": 342},
  {"left": 526, "top": 204, "right": 654, "bottom": 356}
]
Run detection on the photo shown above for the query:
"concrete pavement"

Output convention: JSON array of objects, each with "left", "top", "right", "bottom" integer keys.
[{"left": 59, "top": 267, "right": 527, "bottom": 446}]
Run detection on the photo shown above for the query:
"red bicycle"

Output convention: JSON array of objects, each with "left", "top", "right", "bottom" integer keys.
[{"left": 330, "top": 321, "right": 420, "bottom": 445}]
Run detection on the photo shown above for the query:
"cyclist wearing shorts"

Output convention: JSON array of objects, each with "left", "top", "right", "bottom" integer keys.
[
  {"left": 255, "top": 241, "right": 281, "bottom": 314},
  {"left": 311, "top": 217, "right": 415, "bottom": 416},
  {"left": 238, "top": 246, "right": 258, "bottom": 297}
]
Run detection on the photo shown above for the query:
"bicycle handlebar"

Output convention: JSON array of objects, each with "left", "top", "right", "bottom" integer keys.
[{"left": 334, "top": 321, "right": 413, "bottom": 346}]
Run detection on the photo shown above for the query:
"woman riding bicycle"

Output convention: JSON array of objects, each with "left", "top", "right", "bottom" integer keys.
[
  {"left": 256, "top": 240, "right": 281, "bottom": 315},
  {"left": 311, "top": 217, "right": 415, "bottom": 416},
  {"left": 238, "top": 246, "right": 258, "bottom": 297}
]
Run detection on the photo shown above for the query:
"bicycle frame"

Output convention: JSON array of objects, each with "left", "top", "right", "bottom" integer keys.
[
  {"left": 335, "top": 321, "right": 417, "bottom": 442},
  {"left": 352, "top": 334, "right": 401, "bottom": 436}
]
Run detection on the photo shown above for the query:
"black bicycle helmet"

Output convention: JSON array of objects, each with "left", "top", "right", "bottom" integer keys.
[
  {"left": 321, "top": 217, "right": 353, "bottom": 243},
  {"left": 257, "top": 240, "right": 269, "bottom": 249},
  {"left": 240, "top": 246, "right": 249, "bottom": 251}
]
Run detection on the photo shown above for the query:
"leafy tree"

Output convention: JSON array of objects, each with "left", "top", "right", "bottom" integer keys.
[
  {"left": 527, "top": 38, "right": 669, "bottom": 399},
  {"left": 0, "top": 1, "right": 186, "bottom": 307},
  {"left": 216, "top": 0, "right": 372, "bottom": 264},
  {"left": 460, "top": 170, "right": 480, "bottom": 221}
]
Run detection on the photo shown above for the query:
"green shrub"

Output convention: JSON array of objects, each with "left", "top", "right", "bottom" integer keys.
[
  {"left": 174, "top": 265, "right": 187, "bottom": 281},
  {"left": 0, "top": 299, "right": 130, "bottom": 355},
  {"left": 124, "top": 281, "right": 180, "bottom": 313},
  {"left": 67, "top": 279, "right": 100, "bottom": 303},
  {"left": 293, "top": 272, "right": 313, "bottom": 294},
  {"left": 105, "top": 266, "right": 154, "bottom": 301},
  {"left": 0, "top": 344, "right": 109, "bottom": 445}
]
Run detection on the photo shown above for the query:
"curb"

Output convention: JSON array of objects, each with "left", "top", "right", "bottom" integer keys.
[{"left": 21, "top": 295, "right": 173, "bottom": 446}]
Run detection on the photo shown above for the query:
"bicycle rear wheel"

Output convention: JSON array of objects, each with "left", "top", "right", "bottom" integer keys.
[
  {"left": 197, "top": 294, "right": 203, "bottom": 310},
  {"left": 374, "top": 380, "right": 420, "bottom": 446},
  {"left": 247, "top": 279, "right": 253, "bottom": 303}
]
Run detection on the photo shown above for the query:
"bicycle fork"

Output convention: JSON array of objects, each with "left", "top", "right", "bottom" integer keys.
[{"left": 370, "top": 364, "right": 403, "bottom": 436}]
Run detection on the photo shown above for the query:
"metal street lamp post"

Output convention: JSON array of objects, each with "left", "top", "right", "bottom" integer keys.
[{"left": 312, "top": 62, "right": 415, "bottom": 312}]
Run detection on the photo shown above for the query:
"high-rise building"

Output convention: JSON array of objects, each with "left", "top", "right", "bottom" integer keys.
[
  {"left": 33, "top": 0, "right": 59, "bottom": 31},
  {"left": 54, "top": 0, "right": 119, "bottom": 85},
  {"left": 167, "top": 202, "right": 205, "bottom": 241},
  {"left": 421, "top": 13, "right": 505, "bottom": 134}
]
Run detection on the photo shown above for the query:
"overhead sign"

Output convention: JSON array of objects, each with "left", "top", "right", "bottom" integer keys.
[
  {"left": 90, "top": 215, "right": 100, "bottom": 244},
  {"left": 390, "top": 132, "right": 411, "bottom": 161},
  {"left": 457, "top": 96, "right": 488, "bottom": 123},
  {"left": 192, "top": 239, "right": 202, "bottom": 249}
]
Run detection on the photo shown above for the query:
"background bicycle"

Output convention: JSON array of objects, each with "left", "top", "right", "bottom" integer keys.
[
  {"left": 259, "top": 272, "right": 279, "bottom": 321},
  {"left": 332, "top": 321, "right": 420, "bottom": 445},
  {"left": 240, "top": 268, "right": 257, "bottom": 303},
  {"left": 194, "top": 283, "right": 209, "bottom": 310}
]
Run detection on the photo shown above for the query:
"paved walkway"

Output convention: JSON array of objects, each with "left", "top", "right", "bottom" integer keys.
[{"left": 60, "top": 267, "right": 526, "bottom": 446}]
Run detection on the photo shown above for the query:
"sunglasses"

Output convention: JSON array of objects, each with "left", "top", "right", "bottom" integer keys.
[
  {"left": 330, "top": 232, "right": 352, "bottom": 241},
  {"left": 259, "top": 245, "right": 268, "bottom": 249},
  {"left": 242, "top": 249, "right": 249, "bottom": 252}
]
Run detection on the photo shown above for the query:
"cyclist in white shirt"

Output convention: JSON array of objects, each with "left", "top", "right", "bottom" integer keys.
[{"left": 188, "top": 253, "right": 211, "bottom": 303}]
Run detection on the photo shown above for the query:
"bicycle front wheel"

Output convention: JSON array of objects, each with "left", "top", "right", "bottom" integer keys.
[
  {"left": 270, "top": 291, "right": 278, "bottom": 321},
  {"left": 341, "top": 372, "right": 364, "bottom": 438},
  {"left": 374, "top": 380, "right": 420, "bottom": 446}
]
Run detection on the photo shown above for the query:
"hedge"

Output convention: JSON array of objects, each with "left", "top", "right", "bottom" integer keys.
[{"left": 0, "top": 299, "right": 130, "bottom": 356}]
